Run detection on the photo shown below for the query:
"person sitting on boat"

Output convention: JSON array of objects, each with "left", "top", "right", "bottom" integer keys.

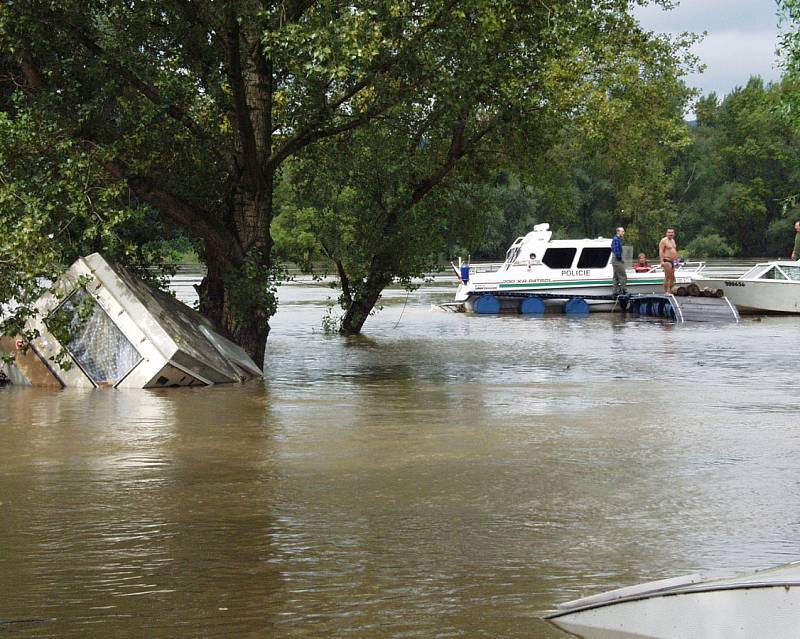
[{"left": 633, "top": 253, "right": 651, "bottom": 272}]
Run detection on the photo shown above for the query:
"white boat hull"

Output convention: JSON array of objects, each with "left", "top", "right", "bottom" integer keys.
[
  {"left": 547, "top": 561, "right": 800, "bottom": 639},
  {"left": 692, "top": 276, "right": 800, "bottom": 313},
  {"left": 550, "top": 584, "right": 800, "bottom": 638},
  {"left": 463, "top": 278, "right": 667, "bottom": 312}
]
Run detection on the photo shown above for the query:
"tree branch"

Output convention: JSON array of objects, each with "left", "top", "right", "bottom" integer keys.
[
  {"left": 268, "top": 0, "right": 459, "bottom": 171},
  {"left": 267, "top": 105, "right": 394, "bottom": 172},
  {"left": 224, "top": 3, "right": 262, "bottom": 187},
  {"left": 104, "top": 160, "right": 244, "bottom": 267},
  {"left": 333, "top": 257, "right": 352, "bottom": 308},
  {"left": 57, "top": 16, "right": 223, "bottom": 162},
  {"left": 406, "top": 108, "right": 475, "bottom": 208}
]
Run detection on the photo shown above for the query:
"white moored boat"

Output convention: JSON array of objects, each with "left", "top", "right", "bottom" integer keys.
[
  {"left": 546, "top": 560, "right": 800, "bottom": 639},
  {"left": 691, "top": 260, "right": 800, "bottom": 313},
  {"left": 454, "top": 224, "right": 700, "bottom": 313}
]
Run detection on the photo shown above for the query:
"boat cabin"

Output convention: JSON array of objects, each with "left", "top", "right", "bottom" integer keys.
[{"left": 501, "top": 223, "right": 613, "bottom": 272}]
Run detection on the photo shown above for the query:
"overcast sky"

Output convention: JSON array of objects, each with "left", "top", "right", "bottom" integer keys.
[{"left": 634, "top": 0, "right": 785, "bottom": 114}]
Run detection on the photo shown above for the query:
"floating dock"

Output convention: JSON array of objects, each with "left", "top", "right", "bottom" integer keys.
[
  {"left": 437, "top": 291, "right": 740, "bottom": 323},
  {"left": 627, "top": 293, "right": 740, "bottom": 323}
]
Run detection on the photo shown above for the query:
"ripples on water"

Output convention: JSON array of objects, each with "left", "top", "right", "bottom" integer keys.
[{"left": 2, "top": 282, "right": 800, "bottom": 637}]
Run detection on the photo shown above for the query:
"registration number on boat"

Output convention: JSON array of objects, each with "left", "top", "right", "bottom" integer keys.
[{"left": 724, "top": 281, "right": 746, "bottom": 287}]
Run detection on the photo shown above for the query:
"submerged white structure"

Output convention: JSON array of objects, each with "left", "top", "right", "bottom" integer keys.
[{"left": 0, "top": 253, "right": 262, "bottom": 388}]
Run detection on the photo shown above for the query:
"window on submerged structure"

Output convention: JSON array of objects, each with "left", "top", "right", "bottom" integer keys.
[
  {"left": 47, "top": 289, "right": 142, "bottom": 386},
  {"left": 542, "top": 248, "right": 577, "bottom": 269},
  {"left": 577, "top": 247, "right": 612, "bottom": 269}
]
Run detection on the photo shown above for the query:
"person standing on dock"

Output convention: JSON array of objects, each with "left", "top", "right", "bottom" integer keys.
[
  {"left": 791, "top": 220, "right": 800, "bottom": 260},
  {"left": 611, "top": 227, "right": 627, "bottom": 296},
  {"left": 659, "top": 227, "right": 679, "bottom": 292}
]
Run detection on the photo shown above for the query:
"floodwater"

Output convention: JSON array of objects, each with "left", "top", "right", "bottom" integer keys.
[{"left": 2, "top": 279, "right": 800, "bottom": 638}]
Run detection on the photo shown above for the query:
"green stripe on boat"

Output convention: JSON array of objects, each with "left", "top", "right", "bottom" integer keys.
[{"left": 497, "top": 279, "right": 663, "bottom": 289}]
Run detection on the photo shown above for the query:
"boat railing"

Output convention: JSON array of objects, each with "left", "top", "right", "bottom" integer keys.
[
  {"left": 631, "top": 260, "right": 705, "bottom": 274},
  {"left": 678, "top": 260, "right": 706, "bottom": 272},
  {"left": 469, "top": 262, "right": 506, "bottom": 273},
  {"left": 467, "top": 260, "right": 710, "bottom": 275}
]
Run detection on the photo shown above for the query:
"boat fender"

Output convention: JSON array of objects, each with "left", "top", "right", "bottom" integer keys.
[
  {"left": 473, "top": 294, "right": 500, "bottom": 314},
  {"left": 520, "top": 297, "right": 545, "bottom": 315},
  {"left": 460, "top": 264, "right": 470, "bottom": 284},
  {"left": 564, "top": 298, "right": 589, "bottom": 316}
]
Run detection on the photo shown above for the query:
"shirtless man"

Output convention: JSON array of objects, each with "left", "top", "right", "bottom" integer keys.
[{"left": 659, "top": 228, "right": 678, "bottom": 292}]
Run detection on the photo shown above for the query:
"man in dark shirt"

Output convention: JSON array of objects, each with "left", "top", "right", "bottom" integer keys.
[{"left": 611, "top": 226, "right": 627, "bottom": 295}]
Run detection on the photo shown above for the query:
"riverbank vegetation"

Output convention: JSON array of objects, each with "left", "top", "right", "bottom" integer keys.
[{"left": 2, "top": 1, "right": 800, "bottom": 356}]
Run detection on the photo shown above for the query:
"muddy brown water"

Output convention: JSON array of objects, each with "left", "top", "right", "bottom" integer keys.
[{"left": 2, "top": 280, "right": 799, "bottom": 637}]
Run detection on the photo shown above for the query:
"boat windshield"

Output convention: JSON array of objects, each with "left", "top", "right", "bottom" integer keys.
[
  {"left": 761, "top": 267, "right": 787, "bottom": 280},
  {"left": 779, "top": 265, "right": 800, "bottom": 281}
]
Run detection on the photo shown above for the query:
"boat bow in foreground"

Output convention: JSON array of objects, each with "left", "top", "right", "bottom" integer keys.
[{"left": 546, "top": 560, "right": 800, "bottom": 639}]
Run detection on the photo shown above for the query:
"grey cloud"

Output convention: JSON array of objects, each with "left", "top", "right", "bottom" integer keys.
[{"left": 635, "top": 0, "right": 781, "bottom": 33}]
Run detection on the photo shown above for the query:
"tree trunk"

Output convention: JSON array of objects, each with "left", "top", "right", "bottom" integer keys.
[
  {"left": 339, "top": 275, "right": 392, "bottom": 335},
  {"left": 197, "top": 246, "right": 271, "bottom": 371},
  {"left": 196, "top": 183, "right": 274, "bottom": 370}
]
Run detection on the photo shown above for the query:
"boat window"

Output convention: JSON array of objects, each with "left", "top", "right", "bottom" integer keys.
[
  {"left": 780, "top": 265, "right": 800, "bottom": 281},
  {"left": 46, "top": 289, "right": 143, "bottom": 387},
  {"left": 577, "top": 247, "right": 611, "bottom": 269},
  {"left": 542, "top": 247, "right": 577, "bottom": 269},
  {"left": 761, "top": 267, "right": 787, "bottom": 280},
  {"left": 505, "top": 245, "right": 521, "bottom": 264}
]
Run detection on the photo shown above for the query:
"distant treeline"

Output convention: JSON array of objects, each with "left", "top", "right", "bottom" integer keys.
[{"left": 451, "top": 77, "right": 800, "bottom": 261}]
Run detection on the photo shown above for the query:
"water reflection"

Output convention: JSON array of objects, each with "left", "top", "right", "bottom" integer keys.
[{"left": 2, "top": 283, "right": 800, "bottom": 637}]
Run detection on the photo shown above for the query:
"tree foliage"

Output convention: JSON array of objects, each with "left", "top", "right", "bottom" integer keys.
[
  {"left": 779, "top": 0, "right": 800, "bottom": 128},
  {"left": 669, "top": 78, "right": 800, "bottom": 256}
]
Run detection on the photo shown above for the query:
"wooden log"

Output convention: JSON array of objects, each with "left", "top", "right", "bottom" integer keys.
[
  {"left": 686, "top": 283, "right": 701, "bottom": 297},
  {"left": 700, "top": 286, "right": 723, "bottom": 298}
]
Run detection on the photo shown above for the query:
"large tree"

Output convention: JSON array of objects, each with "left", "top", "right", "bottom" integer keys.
[{"left": 284, "top": 0, "right": 696, "bottom": 333}]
